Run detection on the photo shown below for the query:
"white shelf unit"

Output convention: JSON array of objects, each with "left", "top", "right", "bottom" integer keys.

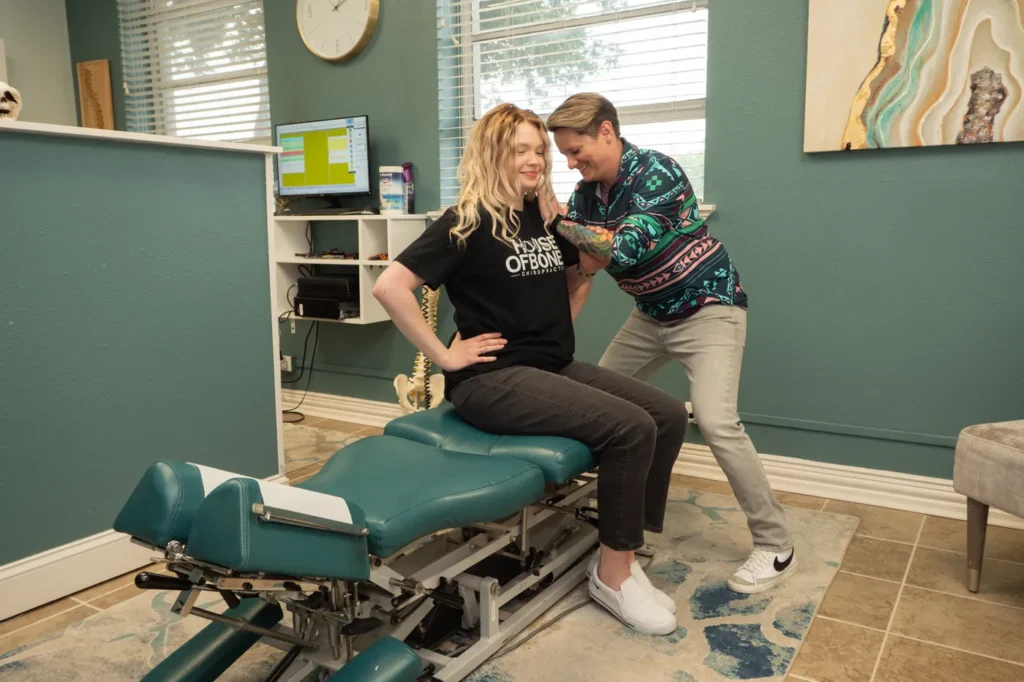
[{"left": 272, "top": 214, "right": 429, "bottom": 325}]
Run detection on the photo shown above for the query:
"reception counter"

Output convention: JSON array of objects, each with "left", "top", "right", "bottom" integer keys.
[{"left": 0, "top": 120, "right": 284, "bottom": 618}]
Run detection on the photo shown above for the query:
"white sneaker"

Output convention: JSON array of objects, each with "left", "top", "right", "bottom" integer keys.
[
  {"left": 727, "top": 547, "right": 797, "bottom": 594},
  {"left": 587, "top": 549, "right": 677, "bottom": 614},
  {"left": 588, "top": 571, "right": 677, "bottom": 636}
]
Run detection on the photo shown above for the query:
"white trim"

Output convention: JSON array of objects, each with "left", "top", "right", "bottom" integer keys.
[
  {"left": 674, "top": 443, "right": 1024, "bottom": 531},
  {"left": 0, "top": 530, "right": 152, "bottom": 621},
  {"left": 283, "top": 390, "right": 1024, "bottom": 531},
  {"left": 0, "top": 119, "right": 281, "bottom": 155},
  {"left": 0, "top": 473, "right": 288, "bottom": 621},
  {"left": 281, "top": 389, "right": 405, "bottom": 428}
]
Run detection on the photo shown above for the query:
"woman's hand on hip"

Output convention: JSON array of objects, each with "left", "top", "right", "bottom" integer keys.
[{"left": 442, "top": 332, "right": 507, "bottom": 371}]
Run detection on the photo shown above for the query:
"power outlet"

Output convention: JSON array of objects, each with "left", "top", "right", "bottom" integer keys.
[{"left": 280, "top": 355, "right": 293, "bottom": 372}]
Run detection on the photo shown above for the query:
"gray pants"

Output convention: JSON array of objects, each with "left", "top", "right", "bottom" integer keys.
[
  {"left": 599, "top": 304, "right": 793, "bottom": 552},
  {"left": 449, "top": 361, "right": 689, "bottom": 552}
]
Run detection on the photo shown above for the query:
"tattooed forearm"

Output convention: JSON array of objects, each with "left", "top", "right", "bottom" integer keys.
[{"left": 555, "top": 220, "right": 614, "bottom": 260}]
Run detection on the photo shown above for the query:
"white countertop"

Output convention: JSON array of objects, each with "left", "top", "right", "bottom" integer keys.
[{"left": 0, "top": 119, "right": 281, "bottom": 155}]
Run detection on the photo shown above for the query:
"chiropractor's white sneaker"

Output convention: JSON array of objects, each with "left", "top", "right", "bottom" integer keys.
[
  {"left": 727, "top": 548, "right": 797, "bottom": 594},
  {"left": 587, "top": 550, "right": 677, "bottom": 614},
  {"left": 588, "top": 570, "right": 677, "bottom": 636}
]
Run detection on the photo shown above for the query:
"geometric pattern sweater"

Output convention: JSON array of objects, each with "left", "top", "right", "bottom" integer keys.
[{"left": 563, "top": 140, "right": 747, "bottom": 323}]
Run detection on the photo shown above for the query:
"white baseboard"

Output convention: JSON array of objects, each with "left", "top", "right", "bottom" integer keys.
[
  {"left": 675, "top": 444, "right": 1024, "bottom": 531},
  {"left": 0, "top": 530, "right": 152, "bottom": 621},
  {"left": 286, "top": 389, "right": 1024, "bottom": 531},
  {"left": 282, "top": 389, "right": 405, "bottom": 427},
  {"left": 0, "top": 472, "right": 291, "bottom": 621}
]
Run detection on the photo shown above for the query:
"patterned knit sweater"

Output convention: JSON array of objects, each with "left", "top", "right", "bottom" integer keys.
[{"left": 561, "top": 140, "right": 747, "bottom": 323}]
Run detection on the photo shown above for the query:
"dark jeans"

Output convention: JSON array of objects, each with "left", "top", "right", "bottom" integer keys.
[{"left": 448, "top": 361, "right": 689, "bottom": 551}]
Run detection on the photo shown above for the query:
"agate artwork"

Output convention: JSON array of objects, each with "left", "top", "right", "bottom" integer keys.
[{"left": 804, "top": 0, "right": 1024, "bottom": 152}]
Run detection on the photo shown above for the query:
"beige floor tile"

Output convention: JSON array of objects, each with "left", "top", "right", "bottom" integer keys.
[
  {"left": 0, "top": 605, "right": 96, "bottom": 656},
  {"left": 906, "top": 547, "right": 1024, "bottom": 610},
  {"left": 286, "top": 461, "right": 324, "bottom": 482},
  {"left": 822, "top": 500, "right": 923, "bottom": 543},
  {"left": 71, "top": 569, "right": 140, "bottom": 603},
  {"left": 819, "top": 572, "right": 900, "bottom": 630},
  {"left": 789, "top": 617, "right": 885, "bottom": 682},
  {"left": 840, "top": 535, "right": 912, "bottom": 582},
  {"left": 0, "top": 598, "right": 80, "bottom": 637},
  {"left": 775, "top": 491, "right": 828, "bottom": 510},
  {"left": 356, "top": 426, "right": 384, "bottom": 436},
  {"left": 891, "top": 586, "right": 1024, "bottom": 664},
  {"left": 669, "top": 474, "right": 736, "bottom": 497},
  {"left": 88, "top": 584, "right": 144, "bottom": 610},
  {"left": 918, "top": 515, "right": 1024, "bottom": 564},
  {"left": 874, "top": 634, "right": 1024, "bottom": 682},
  {"left": 318, "top": 419, "right": 377, "bottom": 434}
]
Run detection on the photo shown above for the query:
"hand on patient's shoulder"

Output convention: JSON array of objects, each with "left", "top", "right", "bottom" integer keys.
[{"left": 442, "top": 331, "right": 507, "bottom": 372}]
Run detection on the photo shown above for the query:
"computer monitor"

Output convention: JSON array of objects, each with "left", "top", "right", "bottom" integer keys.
[{"left": 275, "top": 116, "right": 370, "bottom": 197}]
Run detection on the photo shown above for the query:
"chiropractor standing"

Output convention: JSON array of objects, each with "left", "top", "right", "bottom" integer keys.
[{"left": 541, "top": 93, "right": 795, "bottom": 594}]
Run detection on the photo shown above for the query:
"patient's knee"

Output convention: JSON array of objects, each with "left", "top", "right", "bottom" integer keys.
[{"left": 614, "top": 405, "right": 658, "bottom": 451}]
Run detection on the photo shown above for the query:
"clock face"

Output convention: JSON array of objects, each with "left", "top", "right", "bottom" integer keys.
[{"left": 297, "top": 0, "right": 379, "bottom": 61}]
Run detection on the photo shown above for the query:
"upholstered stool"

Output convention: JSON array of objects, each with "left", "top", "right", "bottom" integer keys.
[{"left": 952, "top": 420, "right": 1024, "bottom": 592}]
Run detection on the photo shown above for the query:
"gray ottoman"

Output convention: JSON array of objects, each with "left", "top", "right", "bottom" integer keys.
[{"left": 952, "top": 420, "right": 1024, "bottom": 592}]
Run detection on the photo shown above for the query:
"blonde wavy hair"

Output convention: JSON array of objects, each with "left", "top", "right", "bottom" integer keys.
[{"left": 450, "top": 103, "right": 555, "bottom": 249}]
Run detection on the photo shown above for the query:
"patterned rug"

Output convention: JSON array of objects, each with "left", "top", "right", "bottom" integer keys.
[
  {"left": 282, "top": 422, "right": 366, "bottom": 472},
  {"left": 0, "top": 489, "right": 858, "bottom": 681}
]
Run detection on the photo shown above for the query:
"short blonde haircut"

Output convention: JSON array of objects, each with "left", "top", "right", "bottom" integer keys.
[
  {"left": 450, "top": 103, "right": 555, "bottom": 249},
  {"left": 546, "top": 93, "right": 620, "bottom": 138}
]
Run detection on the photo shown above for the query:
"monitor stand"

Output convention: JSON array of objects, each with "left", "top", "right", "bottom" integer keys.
[{"left": 278, "top": 196, "right": 379, "bottom": 216}]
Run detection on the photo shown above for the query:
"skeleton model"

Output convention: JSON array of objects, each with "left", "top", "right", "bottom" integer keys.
[
  {"left": 0, "top": 82, "right": 22, "bottom": 120},
  {"left": 394, "top": 286, "right": 445, "bottom": 413}
]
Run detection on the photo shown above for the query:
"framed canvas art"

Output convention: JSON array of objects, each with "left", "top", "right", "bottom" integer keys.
[{"left": 804, "top": 0, "right": 1024, "bottom": 152}]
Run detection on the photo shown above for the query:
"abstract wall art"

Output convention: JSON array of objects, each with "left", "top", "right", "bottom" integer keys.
[{"left": 804, "top": 0, "right": 1024, "bottom": 152}]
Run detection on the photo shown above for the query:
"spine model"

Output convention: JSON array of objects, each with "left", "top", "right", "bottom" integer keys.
[{"left": 394, "top": 286, "right": 445, "bottom": 413}]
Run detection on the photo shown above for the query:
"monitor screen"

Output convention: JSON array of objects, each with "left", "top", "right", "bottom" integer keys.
[{"left": 275, "top": 116, "right": 370, "bottom": 196}]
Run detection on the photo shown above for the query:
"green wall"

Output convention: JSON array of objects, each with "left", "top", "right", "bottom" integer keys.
[
  {"left": 62, "top": 2, "right": 1024, "bottom": 479},
  {"left": 0, "top": 131, "right": 279, "bottom": 565},
  {"left": 694, "top": 0, "right": 1024, "bottom": 477}
]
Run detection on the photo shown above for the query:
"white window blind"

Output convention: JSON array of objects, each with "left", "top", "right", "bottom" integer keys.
[
  {"left": 437, "top": 0, "right": 708, "bottom": 207},
  {"left": 117, "top": 0, "right": 270, "bottom": 143}
]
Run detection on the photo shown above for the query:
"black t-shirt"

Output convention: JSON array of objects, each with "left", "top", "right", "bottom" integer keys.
[{"left": 394, "top": 198, "right": 580, "bottom": 396}]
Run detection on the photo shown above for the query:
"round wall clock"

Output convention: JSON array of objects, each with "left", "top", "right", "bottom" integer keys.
[{"left": 296, "top": 0, "right": 380, "bottom": 62}]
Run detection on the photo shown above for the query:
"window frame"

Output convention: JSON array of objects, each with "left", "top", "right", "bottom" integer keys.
[{"left": 440, "top": 0, "right": 709, "bottom": 204}]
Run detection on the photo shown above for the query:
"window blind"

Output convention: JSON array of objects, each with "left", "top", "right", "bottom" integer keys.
[
  {"left": 437, "top": 0, "right": 708, "bottom": 207},
  {"left": 117, "top": 0, "right": 270, "bottom": 143}
]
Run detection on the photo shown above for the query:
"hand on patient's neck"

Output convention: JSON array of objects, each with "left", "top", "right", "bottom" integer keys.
[{"left": 598, "top": 545, "right": 635, "bottom": 591}]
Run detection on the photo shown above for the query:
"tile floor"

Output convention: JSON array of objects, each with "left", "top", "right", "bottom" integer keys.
[{"left": 2, "top": 417, "right": 1022, "bottom": 682}]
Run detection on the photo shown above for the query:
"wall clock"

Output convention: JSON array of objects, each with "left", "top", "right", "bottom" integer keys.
[{"left": 297, "top": 0, "right": 380, "bottom": 62}]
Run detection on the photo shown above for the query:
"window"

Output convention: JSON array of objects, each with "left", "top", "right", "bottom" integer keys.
[
  {"left": 117, "top": 0, "right": 270, "bottom": 143},
  {"left": 437, "top": 0, "right": 708, "bottom": 206}
]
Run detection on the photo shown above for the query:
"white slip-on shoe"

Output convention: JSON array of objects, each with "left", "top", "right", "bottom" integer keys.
[
  {"left": 586, "top": 549, "right": 677, "bottom": 614},
  {"left": 588, "top": 570, "right": 677, "bottom": 636},
  {"left": 727, "top": 547, "right": 798, "bottom": 594}
]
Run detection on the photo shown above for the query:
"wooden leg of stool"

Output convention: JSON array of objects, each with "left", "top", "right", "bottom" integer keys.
[{"left": 966, "top": 497, "right": 989, "bottom": 593}]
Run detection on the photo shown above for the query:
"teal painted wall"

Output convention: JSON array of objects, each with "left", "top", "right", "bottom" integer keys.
[
  {"left": 61, "top": 2, "right": 1024, "bottom": 479},
  {"left": 694, "top": 0, "right": 1024, "bottom": 477},
  {"left": 64, "top": 0, "right": 125, "bottom": 130},
  {"left": 263, "top": 0, "right": 455, "bottom": 404},
  {"left": 0, "top": 131, "right": 279, "bottom": 565}
]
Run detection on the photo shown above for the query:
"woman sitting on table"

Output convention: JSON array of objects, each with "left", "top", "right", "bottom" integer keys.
[{"left": 372, "top": 103, "right": 688, "bottom": 636}]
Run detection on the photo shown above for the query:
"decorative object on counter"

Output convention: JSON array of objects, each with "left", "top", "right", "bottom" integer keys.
[
  {"left": 76, "top": 59, "right": 115, "bottom": 130},
  {"left": 0, "top": 80, "right": 22, "bottom": 120}
]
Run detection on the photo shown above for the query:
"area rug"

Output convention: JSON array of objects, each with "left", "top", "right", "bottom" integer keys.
[
  {"left": 0, "top": 591, "right": 286, "bottom": 681},
  {"left": 466, "top": 489, "right": 860, "bottom": 682},
  {"left": 282, "top": 422, "right": 368, "bottom": 472},
  {"left": 0, "top": 489, "right": 858, "bottom": 681}
]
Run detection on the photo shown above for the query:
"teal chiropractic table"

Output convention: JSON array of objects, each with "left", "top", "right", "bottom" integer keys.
[{"left": 113, "top": 404, "right": 606, "bottom": 681}]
